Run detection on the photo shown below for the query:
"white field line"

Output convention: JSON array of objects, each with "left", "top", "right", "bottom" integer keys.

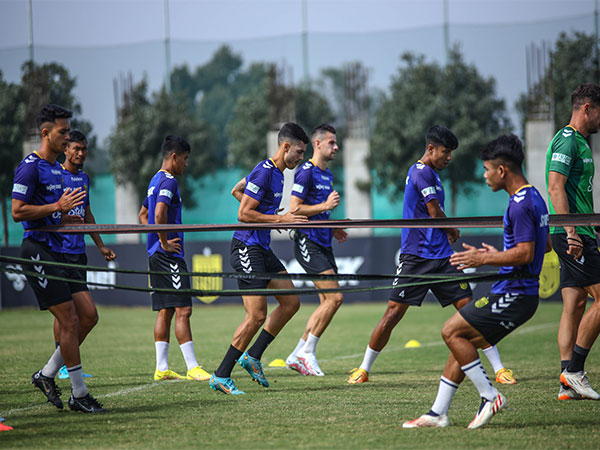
[{"left": 1, "top": 321, "right": 556, "bottom": 417}]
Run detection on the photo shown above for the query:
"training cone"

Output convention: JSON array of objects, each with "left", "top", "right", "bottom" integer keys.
[
  {"left": 404, "top": 339, "right": 421, "bottom": 348},
  {"left": 268, "top": 358, "right": 287, "bottom": 367}
]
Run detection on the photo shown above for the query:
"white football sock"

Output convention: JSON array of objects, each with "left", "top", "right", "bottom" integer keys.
[
  {"left": 461, "top": 359, "right": 497, "bottom": 401},
  {"left": 302, "top": 333, "right": 320, "bottom": 355},
  {"left": 179, "top": 341, "right": 199, "bottom": 371},
  {"left": 288, "top": 338, "right": 306, "bottom": 360},
  {"left": 67, "top": 365, "right": 88, "bottom": 398},
  {"left": 41, "top": 346, "right": 64, "bottom": 378},
  {"left": 155, "top": 341, "right": 169, "bottom": 371},
  {"left": 359, "top": 346, "right": 380, "bottom": 372},
  {"left": 482, "top": 345, "right": 504, "bottom": 373},
  {"left": 430, "top": 376, "right": 459, "bottom": 415}
]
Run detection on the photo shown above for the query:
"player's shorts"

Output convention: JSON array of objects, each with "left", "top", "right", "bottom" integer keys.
[
  {"left": 230, "top": 238, "right": 286, "bottom": 289},
  {"left": 149, "top": 252, "right": 192, "bottom": 311},
  {"left": 551, "top": 233, "right": 600, "bottom": 289},
  {"left": 294, "top": 233, "right": 338, "bottom": 274},
  {"left": 20, "top": 237, "right": 72, "bottom": 311},
  {"left": 389, "top": 253, "right": 472, "bottom": 306},
  {"left": 62, "top": 252, "right": 89, "bottom": 294},
  {"left": 459, "top": 293, "right": 539, "bottom": 345}
]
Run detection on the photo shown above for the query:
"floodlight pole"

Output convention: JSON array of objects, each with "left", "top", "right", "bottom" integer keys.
[
  {"left": 443, "top": 0, "right": 450, "bottom": 63},
  {"left": 596, "top": 0, "right": 599, "bottom": 83},
  {"left": 27, "top": 0, "right": 34, "bottom": 62},
  {"left": 302, "top": 0, "right": 309, "bottom": 84},
  {"left": 164, "top": 0, "right": 171, "bottom": 92}
]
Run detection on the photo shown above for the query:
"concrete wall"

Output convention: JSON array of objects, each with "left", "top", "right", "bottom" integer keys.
[
  {"left": 343, "top": 137, "right": 372, "bottom": 237},
  {"left": 525, "top": 119, "right": 554, "bottom": 207}
]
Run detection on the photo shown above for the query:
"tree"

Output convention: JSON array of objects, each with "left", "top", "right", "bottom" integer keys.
[
  {"left": 0, "top": 71, "right": 24, "bottom": 246},
  {"left": 516, "top": 31, "right": 599, "bottom": 134},
  {"left": 108, "top": 80, "right": 215, "bottom": 207},
  {"left": 368, "top": 48, "right": 512, "bottom": 215}
]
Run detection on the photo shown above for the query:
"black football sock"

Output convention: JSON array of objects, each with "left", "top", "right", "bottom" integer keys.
[
  {"left": 567, "top": 345, "right": 589, "bottom": 373},
  {"left": 214, "top": 345, "right": 243, "bottom": 378},
  {"left": 247, "top": 329, "right": 275, "bottom": 360}
]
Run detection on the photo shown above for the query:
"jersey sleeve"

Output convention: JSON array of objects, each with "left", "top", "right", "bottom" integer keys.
[
  {"left": 291, "top": 165, "right": 312, "bottom": 200},
  {"left": 244, "top": 165, "right": 270, "bottom": 203},
  {"left": 548, "top": 132, "right": 578, "bottom": 176},
  {"left": 509, "top": 198, "right": 537, "bottom": 244},
  {"left": 142, "top": 195, "right": 149, "bottom": 208},
  {"left": 156, "top": 176, "right": 178, "bottom": 206},
  {"left": 12, "top": 161, "right": 38, "bottom": 203},
  {"left": 83, "top": 172, "right": 90, "bottom": 208},
  {"left": 411, "top": 166, "right": 440, "bottom": 204}
]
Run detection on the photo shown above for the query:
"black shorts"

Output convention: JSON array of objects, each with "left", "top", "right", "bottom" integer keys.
[
  {"left": 294, "top": 233, "right": 338, "bottom": 274},
  {"left": 230, "top": 238, "right": 286, "bottom": 289},
  {"left": 459, "top": 293, "right": 539, "bottom": 345},
  {"left": 63, "top": 252, "right": 89, "bottom": 294},
  {"left": 20, "top": 238, "right": 72, "bottom": 311},
  {"left": 551, "top": 233, "right": 600, "bottom": 288},
  {"left": 149, "top": 252, "right": 192, "bottom": 311},
  {"left": 389, "top": 253, "right": 472, "bottom": 306}
]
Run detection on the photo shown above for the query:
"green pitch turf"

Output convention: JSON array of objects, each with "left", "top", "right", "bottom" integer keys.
[{"left": 0, "top": 301, "right": 598, "bottom": 448}]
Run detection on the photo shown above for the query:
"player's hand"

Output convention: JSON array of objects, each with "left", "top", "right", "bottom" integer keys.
[
  {"left": 99, "top": 246, "right": 116, "bottom": 261},
  {"left": 60, "top": 214, "right": 84, "bottom": 224},
  {"left": 449, "top": 242, "right": 485, "bottom": 269},
  {"left": 161, "top": 238, "right": 182, "bottom": 253},
  {"left": 566, "top": 232, "right": 584, "bottom": 259},
  {"left": 333, "top": 228, "right": 348, "bottom": 243},
  {"left": 479, "top": 242, "right": 499, "bottom": 253},
  {"left": 446, "top": 227, "right": 460, "bottom": 244},
  {"left": 57, "top": 187, "right": 86, "bottom": 213},
  {"left": 324, "top": 191, "right": 340, "bottom": 211},
  {"left": 279, "top": 207, "right": 308, "bottom": 224}
]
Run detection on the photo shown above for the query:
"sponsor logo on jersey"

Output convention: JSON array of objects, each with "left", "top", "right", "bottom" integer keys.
[
  {"left": 274, "top": 192, "right": 282, "bottom": 198},
  {"left": 51, "top": 169, "right": 62, "bottom": 175},
  {"left": 69, "top": 176, "right": 83, "bottom": 182},
  {"left": 159, "top": 189, "right": 173, "bottom": 199},
  {"left": 46, "top": 184, "right": 62, "bottom": 192},
  {"left": 421, "top": 186, "right": 436, "bottom": 197},
  {"left": 321, "top": 175, "right": 331, "bottom": 181},
  {"left": 539, "top": 213, "right": 549, "bottom": 227},
  {"left": 315, "top": 184, "right": 331, "bottom": 190},
  {"left": 12, "top": 183, "right": 28, "bottom": 195},
  {"left": 68, "top": 205, "right": 86, "bottom": 217},
  {"left": 292, "top": 183, "right": 304, "bottom": 193},
  {"left": 247, "top": 181, "right": 260, "bottom": 194},
  {"left": 583, "top": 158, "right": 593, "bottom": 164},
  {"left": 551, "top": 153, "right": 571, "bottom": 165}
]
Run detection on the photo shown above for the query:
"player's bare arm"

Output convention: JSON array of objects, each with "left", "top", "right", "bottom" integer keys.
[
  {"left": 289, "top": 191, "right": 340, "bottom": 217},
  {"left": 155, "top": 201, "right": 181, "bottom": 253},
  {"left": 85, "top": 205, "right": 116, "bottom": 261},
  {"left": 426, "top": 198, "right": 460, "bottom": 244},
  {"left": 450, "top": 241, "right": 535, "bottom": 269},
  {"left": 138, "top": 204, "right": 149, "bottom": 225},
  {"left": 548, "top": 171, "right": 582, "bottom": 258},
  {"left": 231, "top": 177, "right": 247, "bottom": 203},
  {"left": 11, "top": 187, "right": 86, "bottom": 222},
  {"left": 239, "top": 194, "right": 307, "bottom": 224}
]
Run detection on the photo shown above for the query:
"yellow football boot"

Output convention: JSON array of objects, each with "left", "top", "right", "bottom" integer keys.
[
  {"left": 154, "top": 368, "right": 184, "bottom": 381},
  {"left": 495, "top": 368, "right": 517, "bottom": 385},
  {"left": 347, "top": 368, "right": 369, "bottom": 384},
  {"left": 186, "top": 366, "right": 211, "bottom": 381}
]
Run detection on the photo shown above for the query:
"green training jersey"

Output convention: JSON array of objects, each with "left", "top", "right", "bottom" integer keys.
[{"left": 545, "top": 125, "right": 595, "bottom": 237}]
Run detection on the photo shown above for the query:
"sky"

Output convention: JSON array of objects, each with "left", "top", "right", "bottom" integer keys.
[
  {"left": 0, "top": 0, "right": 596, "bottom": 140},
  {"left": 0, "top": 0, "right": 595, "bottom": 48}
]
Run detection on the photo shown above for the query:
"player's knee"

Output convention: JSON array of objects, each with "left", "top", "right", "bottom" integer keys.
[
  {"left": 177, "top": 307, "right": 193, "bottom": 320},
  {"left": 329, "top": 292, "right": 343, "bottom": 309},
  {"left": 60, "top": 312, "right": 80, "bottom": 335},
  {"left": 441, "top": 323, "right": 454, "bottom": 344},
  {"left": 248, "top": 309, "right": 267, "bottom": 327},
  {"left": 288, "top": 296, "right": 301, "bottom": 314}
]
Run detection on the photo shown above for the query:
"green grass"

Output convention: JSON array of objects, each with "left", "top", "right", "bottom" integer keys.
[{"left": 0, "top": 301, "right": 599, "bottom": 448}]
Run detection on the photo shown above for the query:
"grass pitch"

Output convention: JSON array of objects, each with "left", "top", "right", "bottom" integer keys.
[{"left": 0, "top": 301, "right": 599, "bottom": 448}]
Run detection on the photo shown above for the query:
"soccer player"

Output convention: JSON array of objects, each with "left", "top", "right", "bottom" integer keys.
[
  {"left": 403, "top": 134, "right": 550, "bottom": 429},
  {"left": 348, "top": 126, "right": 514, "bottom": 385},
  {"left": 54, "top": 130, "right": 116, "bottom": 380},
  {"left": 209, "top": 122, "right": 309, "bottom": 395},
  {"left": 546, "top": 83, "right": 600, "bottom": 400},
  {"left": 284, "top": 123, "right": 348, "bottom": 376},
  {"left": 12, "top": 104, "right": 106, "bottom": 413},
  {"left": 138, "top": 135, "right": 211, "bottom": 382}
]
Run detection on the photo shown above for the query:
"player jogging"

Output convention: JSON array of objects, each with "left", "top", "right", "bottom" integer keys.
[
  {"left": 284, "top": 123, "right": 348, "bottom": 376},
  {"left": 55, "top": 130, "right": 116, "bottom": 380},
  {"left": 403, "top": 134, "right": 550, "bottom": 429},
  {"left": 348, "top": 126, "right": 514, "bottom": 386},
  {"left": 546, "top": 83, "right": 600, "bottom": 400},
  {"left": 12, "top": 104, "right": 105, "bottom": 413},
  {"left": 138, "top": 135, "right": 211, "bottom": 382},
  {"left": 209, "top": 122, "right": 308, "bottom": 395}
]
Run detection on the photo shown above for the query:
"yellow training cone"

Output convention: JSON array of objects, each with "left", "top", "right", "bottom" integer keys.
[
  {"left": 268, "top": 358, "right": 287, "bottom": 367},
  {"left": 404, "top": 339, "right": 421, "bottom": 348}
]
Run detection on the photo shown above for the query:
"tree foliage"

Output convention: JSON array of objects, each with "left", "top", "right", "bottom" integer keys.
[
  {"left": 108, "top": 80, "right": 215, "bottom": 208},
  {"left": 368, "top": 48, "right": 512, "bottom": 214}
]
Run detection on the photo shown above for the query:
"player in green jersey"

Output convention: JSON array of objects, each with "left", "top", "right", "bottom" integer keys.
[{"left": 546, "top": 83, "right": 600, "bottom": 400}]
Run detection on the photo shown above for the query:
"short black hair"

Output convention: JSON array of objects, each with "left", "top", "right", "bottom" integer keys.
[
  {"left": 161, "top": 135, "right": 191, "bottom": 159},
  {"left": 278, "top": 122, "right": 309, "bottom": 146},
  {"left": 480, "top": 134, "right": 524, "bottom": 171},
  {"left": 426, "top": 125, "right": 458, "bottom": 150},
  {"left": 69, "top": 130, "right": 88, "bottom": 145},
  {"left": 571, "top": 83, "right": 600, "bottom": 109},
  {"left": 310, "top": 123, "right": 336, "bottom": 143},
  {"left": 36, "top": 104, "right": 73, "bottom": 131}
]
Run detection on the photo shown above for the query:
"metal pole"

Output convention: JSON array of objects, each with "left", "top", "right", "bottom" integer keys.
[
  {"left": 443, "top": 0, "right": 449, "bottom": 62},
  {"left": 164, "top": 0, "right": 171, "bottom": 92},
  {"left": 595, "top": 0, "right": 599, "bottom": 83},
  {"left": 302, "top": 0, "right": 309, "bottom": 83},
  {"left": 27, "top": 0, "right": 34, "bottom": 62}
]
